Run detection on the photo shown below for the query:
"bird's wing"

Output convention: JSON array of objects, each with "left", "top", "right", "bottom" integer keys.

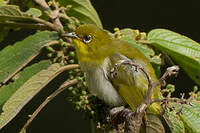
[
  {"left": 108, "top": 53, "right": 165, "bottom": 132},
  {"left": 108, "top": 53, "right": 149, "bottom": 110}
]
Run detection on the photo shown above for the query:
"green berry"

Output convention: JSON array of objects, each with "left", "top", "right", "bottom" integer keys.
[
  {"left": 69, "top": 75, "right": 74, "bottom": 79},
  {"left": 46, "top": 46, "right": 54, "bottom": 52},
  {"left": 47, "top": 53, "right": 53, "bottom": 58},
  {"left": 69, "top": 59, "right": 74, "bottom": 64},
  {"left": 72, "top": 90, "right": 76, "bottom": 95},
  {"left": 75, "top": 106, "right": 80, "bottom": 110},
  {"left": 77, "top": 76, "right": 82, "bottom": 81},
  {"left": 90, "top": 111, "right": 95, "bottom": 115},
  {"left": 69, "top": 51, "right": 75, "bottom": 57},
  {"left": 79, "top": 96, "right": 83, "bottom": 100},
  {"left": 193, "top": 86, "right": 198, "bottom": 92},
  {"left": 83, "top": 82, "right": 87, "bottom": 87},
  {"left": 59, "top": 39, "right": 64, "bottom": 44},
  {"left": 166, "top": 84, "right": 175, "bottom": 92},
  {"left": 63, "top": 42, "right": 70, "bottom": 47},
  {"left": 84, "top": 100, "right": 89, "bottom": 104},
  {"left": 75, "top": 101, "right": 82, "bottom": 106},
  {"left": 73, "top": 68, "right": 80, "bottom": 72},
  {"left": 69, "top": 70, "right": 73, "bottom": 74},
  {"left": 68, "top": 87, "right": 73, "bottom": 91},
  {"left": 82, "top": 90, "right": 87, "bottom": 95}
]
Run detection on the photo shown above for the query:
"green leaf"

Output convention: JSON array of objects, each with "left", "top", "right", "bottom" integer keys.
[
  {"left": 0, "top": 5, "right": 45, "bottom": 23},
  {"left": 25, "top": 8, "right": 42, "bottom": 18},
  {"left": 0, "top": 5, "right": 29, "bottom": 21},
  {"left": 163, "top": 111, "right": 185, "bottom": 133},
  {"left": 0, "top": 60, "right": 50, "bottom": 109},
  {"left": 57, "top": 0, "right": 102, "bottom": 28},
  {"left": 148, "top": 29, "right": 200, "bottom": 85},
  {"left": 178, "top": 101, "right": 200, "bottom": 133},
  {"left": 0, "top": 31, "right": 59, "bottom": 83},
  {"left": 0, "top": 63, "right": 65, "bottom": 129},
  {"left": 118, "top": 28, "right": 162, "bottom": 76}
]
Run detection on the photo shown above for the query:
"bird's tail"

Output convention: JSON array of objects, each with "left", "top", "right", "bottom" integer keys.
[{"left": 144, "top": 109, "right": 165, "bottom": 133}]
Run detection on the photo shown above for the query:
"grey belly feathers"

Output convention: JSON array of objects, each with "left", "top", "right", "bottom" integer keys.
[{"left": 80, "top": 58, "right": 125, "bottom": 106}]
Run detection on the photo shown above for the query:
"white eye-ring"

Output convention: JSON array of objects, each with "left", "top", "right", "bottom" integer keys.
[{"left": 82, "top": 35, "right": 92, "bottom": 44}]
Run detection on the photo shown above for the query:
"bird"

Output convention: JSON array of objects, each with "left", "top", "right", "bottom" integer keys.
[{"left": 65, "top": 24, "right": 165, "bottom": 132}]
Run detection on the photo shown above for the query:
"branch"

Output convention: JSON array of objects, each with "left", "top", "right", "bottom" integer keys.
[
  {"left": 20, "top": 79, "right": 78, "bottom": 133},
  {"left": 33, "top": 0, "right": 64, "bottom": 30}
]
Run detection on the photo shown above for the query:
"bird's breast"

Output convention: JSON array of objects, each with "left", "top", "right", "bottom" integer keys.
[{"left": 80, "top": 58, "right": 125, "bottom": 106}]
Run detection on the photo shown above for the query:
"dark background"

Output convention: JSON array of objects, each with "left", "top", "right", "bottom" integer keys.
[{"left": 1, "top": 0, "right": 200, "bottom": 133}]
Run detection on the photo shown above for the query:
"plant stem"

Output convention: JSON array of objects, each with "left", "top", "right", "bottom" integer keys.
[{"left": 20, "top": 79, "right": 78, "bottom": 133}]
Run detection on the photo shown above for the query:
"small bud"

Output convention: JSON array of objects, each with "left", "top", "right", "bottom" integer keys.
[
  {"left": 76, "top": 76, "right": 82, "bottom": 81},
  {"left": 84, "top": 100, "right": 89, "bottom": 104},
  {"left": 59, "top": 39, "right": 64, "bottom": 44},
  {"left": 63, "top": 42, "right": 71, "bottom": 47},
  {"left": 72, "top": 90, "right": 76, "bottom": 95},
  {"left": 193, "top": 86, "right": 198, "bottom": 92},
  {"left": 90, "top": 111, "right": 95, "bottom": 115},
  {"left": 69, "top": 75, "right": 74, "bottom": 79},
  {"left": 83, "top": 82, "right": 87, "bottom": 87},
  {"left": 69, "top": 51, "right": 75, "bottom": 57},
  {"left": 69, "top": 59, "right": 75, "bottom": 64},
  {"left": 75, "top": 106, "right": 80, "bottom": 110},
  {"left": 114, "top": 27, "right": 120, "bottom": 32},
  {"left": 46, "top": 46, "right": 54, "bottom": 52},
  {"left": 47, "top": 53, "right": 53, "bottom": 58},
  {"left": 75, "top": 101, "right": 82, "bottom": 106},
  {"left": 140, "top": 32, "right": 147, "bottom": 40},
  {"left": 68, "top": 87, "right": 73, "bottom": 91},
  {"left": 79, "top": 96, "right": 83, "bottom": 100},
  {"left": 82, "top": 90, "right": 87, "bottom": 95},
  {"left": 73, "top": 68, "right": 80, "bottom": 72},
  {"left": 69, "top": 70, "right": 73, "bottom": 74},
  {"left": 166, "top": 84, "right": 175, "bottom": 92}
]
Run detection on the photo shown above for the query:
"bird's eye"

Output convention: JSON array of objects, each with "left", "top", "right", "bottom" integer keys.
[{"left": 82, "top": 35, "right": 92, "bottom": 44}]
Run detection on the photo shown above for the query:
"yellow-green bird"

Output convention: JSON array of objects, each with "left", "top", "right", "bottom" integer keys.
[{"left": 65, "top": 24, "right": 165, "bottom": 132}]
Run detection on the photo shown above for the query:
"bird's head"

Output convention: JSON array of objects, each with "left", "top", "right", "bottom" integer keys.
[{"left": 65, "top": 24, "right": 113, "bottom": 64}]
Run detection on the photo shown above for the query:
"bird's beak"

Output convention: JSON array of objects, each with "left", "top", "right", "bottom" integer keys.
[{"left": 63, "top": 32, "right": 78, "bottom": 39}]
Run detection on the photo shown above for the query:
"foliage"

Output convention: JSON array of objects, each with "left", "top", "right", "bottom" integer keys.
[{"left": 0, "top": 0, "right": 199, "bottom": 133}]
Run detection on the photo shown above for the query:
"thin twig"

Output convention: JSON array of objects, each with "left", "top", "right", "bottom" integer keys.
[
  {"left": 34, "top": 0, "right": 50, "bottom": 10},
  {"left": 31, "top": 17, "right": 58, "bottom": 31},
  {"left": 21, "top": 79, "right": 78, "bottom": 133}
]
